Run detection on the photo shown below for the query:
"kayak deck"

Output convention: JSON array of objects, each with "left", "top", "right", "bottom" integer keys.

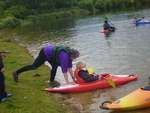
[
  {"left": 45, "top": 74, "right": 137, "bottom": 93},
  {"left": 100, "top": 86, "right": 150, "bottom": 110}
]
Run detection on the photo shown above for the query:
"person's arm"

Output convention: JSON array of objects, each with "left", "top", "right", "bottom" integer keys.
[
  {"left": 63, "top": 72, "right": 69, "bottom": 83},
  {"left": 1, "top": 68, "right": 4, "bottom": 73},
  {"left": 68, "top": 68, "right": 75, "bottom": 82},
  {"left": 59, "top": 52, "right": 70, "bottom": 83}
]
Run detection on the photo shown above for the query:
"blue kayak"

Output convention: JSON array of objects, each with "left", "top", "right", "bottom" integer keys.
[{"left": 136, "top": 21, "right": 150, "bottom": 25}]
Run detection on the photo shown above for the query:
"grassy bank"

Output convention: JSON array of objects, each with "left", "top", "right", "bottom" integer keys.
[{"left": 0, "top": 39, "right": 70, "bottom": 113}]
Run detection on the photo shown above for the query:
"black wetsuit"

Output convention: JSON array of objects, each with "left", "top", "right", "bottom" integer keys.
[
  {"left": 143, "top": 86, "right": 150, "bottom": 91},
  {"left": 103, "top": 22, "right": 111, "bottom": 30},
  {"left": 0, "top": 55, "right": 7, "bottom": 100},
  {"left": 103, "top": 22, "right": 115, "bottom": 32},
  {"left": 16, "top": 46, "right": 72, "bottom": 82},
  {"left": 79, "top": 70, "right": 99, "bottom": 82}
]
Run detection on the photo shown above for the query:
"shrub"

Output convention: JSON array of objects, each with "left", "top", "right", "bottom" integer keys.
[
  {"left": 0, "top": 16, "right": 20, "bottom": 29},
  {"left": 4, "top": 5, "right": 28, "bottom": 19},
  {"left": 0, "top": 1, "right": 6, "bottom": 17}
]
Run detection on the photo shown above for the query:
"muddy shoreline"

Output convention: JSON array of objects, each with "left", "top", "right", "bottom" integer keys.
[
  {"left": 25, "top": 42, "right": 150, "bottom": 113},
  {"left": 25, "top": 43, "right": 90, "bottom": 113}
]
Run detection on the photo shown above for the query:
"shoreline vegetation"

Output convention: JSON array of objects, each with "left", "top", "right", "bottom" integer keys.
[{"left": 0, "top": 0, "right": 150, "bottom": 42}]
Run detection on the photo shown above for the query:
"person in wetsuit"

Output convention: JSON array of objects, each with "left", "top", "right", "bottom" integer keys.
[
  {"left": 13, "top": 44, "right": 79, "bottom": 87},
  {"left": 0, "top": 52, "right": 12, "bottom": 102},
  {"left": 74, "top": 62, "right": 99, "bottom": 84},
  {"left": 103, "top": 20, "right": 115, "bottom": 32}
]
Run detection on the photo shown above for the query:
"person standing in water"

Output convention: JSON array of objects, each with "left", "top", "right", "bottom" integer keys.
[{"left": 13, "top": 44, "right": 79, "bottom": 87}]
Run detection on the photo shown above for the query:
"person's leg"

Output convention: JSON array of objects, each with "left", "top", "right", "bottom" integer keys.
[
  {"left": 49, "top": 65, "right": 60, "bottom": 87},
  {"left": 0, "top": 72, "right": 12, "bottom": 102},
  {"left": 50, "top": 65, "right": 58, "bottom": 82},
  {"left": 0, "top": 72, "right": 6, "bottom": 101},
  {"left": 13, "top": 49, "right": 46, "bottom": 82}
]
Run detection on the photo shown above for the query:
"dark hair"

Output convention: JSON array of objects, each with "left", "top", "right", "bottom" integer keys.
[
  {"left": 104, "top": 20, "right": 108, "bottom": 23},
  {"left": 68, "top": 48, "right": 79, "bottom": 59}
]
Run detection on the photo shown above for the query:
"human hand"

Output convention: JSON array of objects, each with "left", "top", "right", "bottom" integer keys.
[{"left": 1, "top": 68, "right": 5, "bottom": 73}]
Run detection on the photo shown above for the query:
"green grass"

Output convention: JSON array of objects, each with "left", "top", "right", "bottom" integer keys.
[{"left": 0, "top": 39, "right": 69, "bottom": 113}]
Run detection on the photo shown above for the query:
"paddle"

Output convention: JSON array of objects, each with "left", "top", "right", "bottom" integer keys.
[
  {"left": 100, "top": 73, "right": 116, "bottom": 88},
  {"left": 104, "top": 76, "right": 116, "bottom": 88}
]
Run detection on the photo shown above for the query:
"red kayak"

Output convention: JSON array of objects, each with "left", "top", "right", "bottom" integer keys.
[
  {"left": 45, "top": 74, "right": 137, "bottom": 93},
  {"left": 100, "top": 29, "right": 110, "bottom": 33},
  {"left": 100, "top": 27, "right": 115, "bottom": 33}
]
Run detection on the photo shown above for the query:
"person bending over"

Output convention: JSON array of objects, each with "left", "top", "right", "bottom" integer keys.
[{"left": 13, "top": 44, "right": 79, "bottom": 87}]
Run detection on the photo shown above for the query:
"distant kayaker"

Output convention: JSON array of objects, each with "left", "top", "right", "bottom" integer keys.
[
  {"left": 74, "top": 62, "right": 100, "bottom": 84},
  {"left": 133, "top": 16, "right": 149, "bottom": 24},
  {"left": 139, "top": 16, "right": 149, "bottom": 22},
  {"left": 13, "top": 44, "right": 79, "bottom": 87},
  {"left": 132, "top": 17, "right": 138, "bottom": 24},
  {"left": 0, "top": 51, "right": 12, "bottom": 102},
  {"left": 103, "top": 20, "right": 115, "bottom": 32}
]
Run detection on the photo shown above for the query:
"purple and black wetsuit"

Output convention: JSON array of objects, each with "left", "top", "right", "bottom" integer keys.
[{"left": 16, "top": 44, "right": 72, "bottom": 82}]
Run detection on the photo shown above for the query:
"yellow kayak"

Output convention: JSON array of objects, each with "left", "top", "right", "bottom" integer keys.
[{"left": 100, "top": 86, "right": 150, "bottom": 111}]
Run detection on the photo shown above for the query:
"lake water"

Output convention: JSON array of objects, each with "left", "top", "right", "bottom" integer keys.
[{"left": 29, "top": 9, "right": 150, "bottom": 113}]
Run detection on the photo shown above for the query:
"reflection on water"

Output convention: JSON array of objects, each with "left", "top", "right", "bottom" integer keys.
[
  {"left": 62, "top": 9, "right": 150, "bottom": 113},
  {"left": 30, "top": 9, "right": 150, "bottom": 113}
]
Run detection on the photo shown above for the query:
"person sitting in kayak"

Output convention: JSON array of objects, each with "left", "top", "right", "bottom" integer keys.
[
  {"left": 103, "top": 20, "right": 115, "bottom": 32},
  {"left": 138, "top": 16, "right": 149, "bottom": 23},
  {"left": 74, "top": 62, "right": 99, "bottom": 84},
  {"left": 133, "top": 16, "right": 149, "bottom": 24}
]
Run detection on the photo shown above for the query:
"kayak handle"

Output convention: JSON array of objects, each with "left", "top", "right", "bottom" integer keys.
[
  {"left": 99, "top": 101, "right": 112, "bottom": 109},
  {"left": 129, "top": 74, "right": 135, "bottom": 77}
]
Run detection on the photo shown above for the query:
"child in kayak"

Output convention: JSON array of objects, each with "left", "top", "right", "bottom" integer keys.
[
  {"left": 74, "top": 62, "right": 99, "bottom": 84},
  {"left": 0, "top": 51, "right": 12, "bottom": 102}
]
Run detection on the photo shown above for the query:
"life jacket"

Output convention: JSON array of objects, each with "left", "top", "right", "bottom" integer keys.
[
  {"left": 74, "top": 69, "right": 86, "bottom": 84},
  {"left": 51, "top": 46, "right": 70, "bottom": 66}
]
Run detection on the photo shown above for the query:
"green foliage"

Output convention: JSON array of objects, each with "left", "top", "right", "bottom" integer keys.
[
  {"left": 0, "top": 0, "right": 150, "bottom": 30},
  {"left": 0, "top": 1, "right": 6, "bottom": 16},
  {"left": 78, "top": 0, "right": 150, "bottom": 14},
  {"left": 4, "top": 5, "right": 28, "bottom": 19},
  {"left": 19, "top": 8, "right": 86, "bottom": 33},
  {"left": 0, "top": 16, "right": 20, "bottom": 29}
]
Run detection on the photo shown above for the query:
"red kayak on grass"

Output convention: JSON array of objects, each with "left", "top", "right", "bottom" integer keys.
[{"left": 44, "top": 74, "right": 137, "bottom": 93}]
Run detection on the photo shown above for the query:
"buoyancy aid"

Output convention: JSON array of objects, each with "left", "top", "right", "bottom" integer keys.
[
  {"left": 51, "top": 46, "right": 70, "bottom": 66},
  {"left": 74, "top": 69, "right": 86, "bottom": 84}
]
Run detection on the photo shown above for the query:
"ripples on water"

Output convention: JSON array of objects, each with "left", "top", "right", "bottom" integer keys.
[{"left": 30, "top": 9, "right": 150, "bottom": 113}]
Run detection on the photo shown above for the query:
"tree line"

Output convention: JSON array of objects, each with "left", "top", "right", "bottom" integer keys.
[{"left": 0, "top": 0, "right": 150, "bottom": 30}]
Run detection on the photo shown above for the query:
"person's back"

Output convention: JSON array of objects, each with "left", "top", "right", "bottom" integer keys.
[{"left": 103, "top": 21, "right": 111, "bottom": 30}]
